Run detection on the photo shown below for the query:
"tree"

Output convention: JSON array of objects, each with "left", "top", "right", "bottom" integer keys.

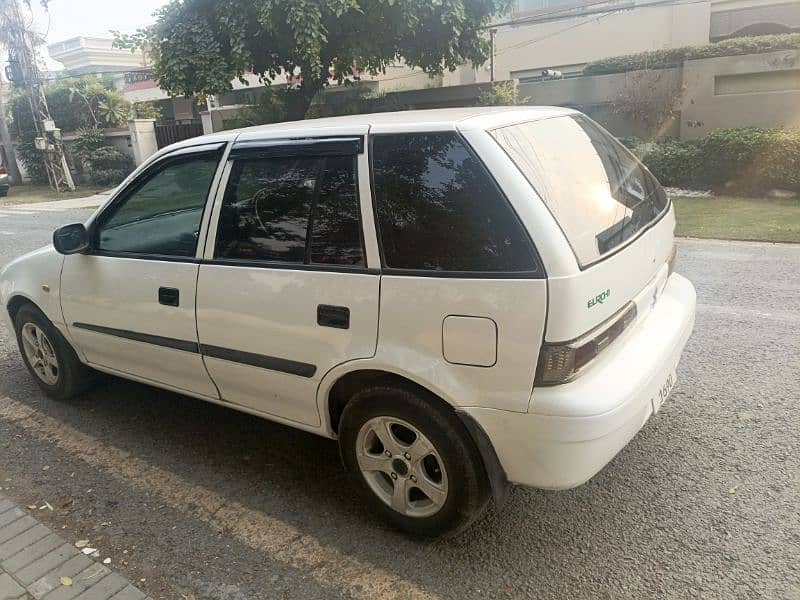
[
  {"left": 0, "top": 0, "right": 50, "bottom": 183},
  {"left": 64, "top": 76, "right": 131, "bottom": 128},
  {"left": 115, "top": 0, "right": 511, "bottom": 120}
]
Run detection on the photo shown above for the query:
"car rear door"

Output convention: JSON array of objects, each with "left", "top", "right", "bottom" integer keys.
[
  {"left": 195, "top": 130, "right": 380, "bottom": 427},
  {"left": 60, "top": 143, "right": 226, "bottom": 398}
]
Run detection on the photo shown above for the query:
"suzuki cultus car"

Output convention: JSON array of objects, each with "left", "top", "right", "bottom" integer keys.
[{"left": 1, "top": 108, "right": 696, "bottom": 536}]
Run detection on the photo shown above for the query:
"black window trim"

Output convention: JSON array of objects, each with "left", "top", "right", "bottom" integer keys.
[
  {"left": 228, "top": 136, "right": 364, "bottom": 160},
  {"left": 214, "top": 144, "right": 369, "bottom": 271},
  {"left": 367, "top": 131, "right": 546, "bottom": 280},
  {"left": 88, "top": 143, "right": 227, "bottom": 262},
  {"left": 488, "top": 114, "right": 671, "bottom": 271}
]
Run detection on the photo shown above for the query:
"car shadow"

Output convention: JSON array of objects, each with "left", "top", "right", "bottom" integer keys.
[{"left": 0, "top": 353, "right": 703, "bottom": 599}]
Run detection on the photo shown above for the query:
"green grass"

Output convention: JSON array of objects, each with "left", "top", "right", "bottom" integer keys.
[
  {"left": 672, "top": 196, "right": 800, "bottom": 243},
  {"left": 0, "top": 184, "right": 106, "bottom": 206}
]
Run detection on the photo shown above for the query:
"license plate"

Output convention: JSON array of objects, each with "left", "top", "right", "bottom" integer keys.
[{"left": 652, "top": 370, "right": 676, "bottom": 413}]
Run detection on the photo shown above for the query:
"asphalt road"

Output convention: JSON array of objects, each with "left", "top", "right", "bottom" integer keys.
[{"left": 0, "top": 206, "right": 798, "bottom": 600}]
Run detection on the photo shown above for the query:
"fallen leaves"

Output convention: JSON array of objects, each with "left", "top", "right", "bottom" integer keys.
[{"left": 60, "top": 576, "right": 73, "bottom": 587}]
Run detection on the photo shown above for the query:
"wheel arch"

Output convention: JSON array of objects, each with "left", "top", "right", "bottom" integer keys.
[
  {"left": 6, "top": 293, "right": 39, "bottom": 323},
  {"left": 324, "top": 366, "right": 510, "bottom": 506}
]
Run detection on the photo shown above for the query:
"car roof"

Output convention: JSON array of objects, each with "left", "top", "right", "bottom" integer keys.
[{"left": 167, "top": 106, "right": 576, "bottom": 151}]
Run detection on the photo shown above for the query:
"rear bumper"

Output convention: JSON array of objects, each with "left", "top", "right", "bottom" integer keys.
[{"left": 464, "top": 272, "right": 696, "bottom": 489}]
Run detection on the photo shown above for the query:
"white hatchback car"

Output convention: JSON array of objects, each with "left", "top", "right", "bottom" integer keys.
[{"left": 1, "top": 107, "right": 695, "bottom": 537}]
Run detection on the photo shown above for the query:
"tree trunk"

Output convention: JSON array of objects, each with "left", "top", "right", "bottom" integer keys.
[
  {"left": 0, "top": 96, "right": 23, "bottom": 184},
  {"left": 284, "top": 86, "right": 319, "bottom": 122}
]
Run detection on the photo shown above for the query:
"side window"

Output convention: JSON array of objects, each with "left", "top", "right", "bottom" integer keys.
[
  {"left": 370, "top": 132, "right": 539, "bottom": 273},
  {"left": 96, "top": 152, "right": 221, "bottom": 257},
  {"left": 215, "top": 153, "right": 364, "bottom": 267}
]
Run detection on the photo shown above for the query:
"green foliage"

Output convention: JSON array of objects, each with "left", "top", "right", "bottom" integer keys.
[
  {"left": 10, "top": 76, "right": 130, "bottom": 133},
  {"left": 6, "top": 91, "right": 49, "bottom": 184},
  {"left": 133, "top": 101, "right": 163, "bottom": 121},
  {"left": 638, "top": 127, "right": 800, "bottom": 194},
  {"left": 476, "top": 81, "right": 519, "bottom": 106},
  {"left": 72, "top": 128, "right": 134, "bottom": 186},
  {"left": 64, "top": 77, "right": 131, "bottom": 127},
  {"left": 114, "top": 0, "right": 512, "bottom": 119},
  {"left": 96, "top": 93, "right": 131, "bottom": 127},
  {"left": 222, "top": 88, "right": 288, "bottom": 129},
  {"left": 584, "top": 33, "right": 800, "bottom": 75},
  {"left": 640, "top": 140, "right": 703, "bottom": 188}
]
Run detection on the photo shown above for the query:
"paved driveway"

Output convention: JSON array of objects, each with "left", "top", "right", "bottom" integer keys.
[{"left": 0, "top": 205, "right": 797, "bottom": 599}]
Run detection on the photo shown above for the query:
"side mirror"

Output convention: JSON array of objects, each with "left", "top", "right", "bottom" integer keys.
[{"left": 53, "top": 223, "right": 90, "bottom": 255}]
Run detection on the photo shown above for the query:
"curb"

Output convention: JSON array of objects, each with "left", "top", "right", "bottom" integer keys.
[{"left": 0, "top": 494, "right": 150, "bottom": 600}]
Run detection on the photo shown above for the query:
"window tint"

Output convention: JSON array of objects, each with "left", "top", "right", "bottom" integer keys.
[
  {"left": 370, "top": 132, "right": 538, "bottom": 272},
  {"left": 491, "top": 115, "right": 669, "bottom": 267},
  {"left": 96, "top": 153, "right": 220, "bottom": 257},
  {"left": 215, "top": 154, "right": 364, "bottom": 266}
]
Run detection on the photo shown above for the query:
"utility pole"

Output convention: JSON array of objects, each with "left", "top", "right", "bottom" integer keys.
[
  {"left": 0, "top": 94, "right": 22, "bottom": 183},
  {"left": 4, "top": 0, "right": 74, "bottom": 191},
  {"left": 489, "top": 28, "right": 497, "bottom": 82}
]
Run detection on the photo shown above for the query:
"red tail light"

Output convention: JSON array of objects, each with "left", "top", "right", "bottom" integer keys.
[
  {"left": 0, "top": 165, "right": 6, "bottom": 175},
  {"left": 535, "top": 302, "right": 638, "bottom": 385}
]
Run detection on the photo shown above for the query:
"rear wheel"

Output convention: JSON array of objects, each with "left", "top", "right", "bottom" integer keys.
[
  {"left": 339, "top": 384, "right": 491, "bottom": 538},
  {"left": 14, "top": 304, "right": 94, "bottom": 400}
]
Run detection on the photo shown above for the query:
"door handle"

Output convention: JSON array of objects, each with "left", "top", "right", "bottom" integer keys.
[
  {"left": 317, "top": 305, "right": 350, "bottom": 329},
  {"left": 158, "top": 287, "right": 180, "bottom": 307}
]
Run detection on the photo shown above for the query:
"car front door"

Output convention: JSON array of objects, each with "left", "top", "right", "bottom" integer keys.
[
  {"left": 60, "top": 143, "right": 226, "bottom": 399},
  {"left": 195, "top": 135, "right": 380, "bottom": 427}
]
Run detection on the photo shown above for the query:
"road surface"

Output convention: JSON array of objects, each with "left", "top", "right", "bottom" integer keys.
[{"left": 0, "top": 204, "right": 797, "bottom": 599}]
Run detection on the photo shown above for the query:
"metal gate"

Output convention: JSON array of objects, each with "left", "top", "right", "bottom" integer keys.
[{"left": 155, "top": 122, "right": 204, "bottom": 149}]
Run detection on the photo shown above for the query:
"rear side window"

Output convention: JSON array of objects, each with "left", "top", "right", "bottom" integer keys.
[
  {"left": 370, "top": 132, "right": 539, "bottom": 274},
  {"left": 215, "top": 154, "right": 364, "bottom": 267},
  {"left": 490, "top": 115, "right": 669, "bottom": 267}
]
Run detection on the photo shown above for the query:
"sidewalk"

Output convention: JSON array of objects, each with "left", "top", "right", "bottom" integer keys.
[
  {"left": 0, "top": 495, "right": 149, "bottom": 600},
  {"left": 5, "top": 192, "right": 112, "bottom": 212}
]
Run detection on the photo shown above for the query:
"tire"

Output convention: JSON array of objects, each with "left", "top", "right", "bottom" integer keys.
[
  {"left": 339, "top": 384, "right": 491, "bottom": 538},
  {"left": 0, "top": 189, "right": 8, "bottom": 197},
  {"left": 14, "top": 303, "right": 94, "bottom": 401}
]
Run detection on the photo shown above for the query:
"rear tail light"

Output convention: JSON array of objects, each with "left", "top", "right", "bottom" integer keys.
[
  {"left": 535, "top": 302, "right": 637, "bottom": 386},
  {"left": 0, "top": 165, "right": 6, "bottom": 175}
]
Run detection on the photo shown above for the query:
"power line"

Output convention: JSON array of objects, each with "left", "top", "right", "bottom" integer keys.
[{"left": 5, "top": 0, "right": 75, "bottom": 191}]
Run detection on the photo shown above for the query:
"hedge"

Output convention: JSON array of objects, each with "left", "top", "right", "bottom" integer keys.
[
  {"left": 584, "top": 33, "right": 800, "bottom": 75},
  {"left": 635, "top": 128, "right": 800, "bottom": 194}
]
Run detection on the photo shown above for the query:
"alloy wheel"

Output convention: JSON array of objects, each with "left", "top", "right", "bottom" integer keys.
[
  {"left": 355, "top": 416, "right": 448, "bottom": 518},
  {"left": 20, "top": 323, "right": 59, "bottom": 386}
]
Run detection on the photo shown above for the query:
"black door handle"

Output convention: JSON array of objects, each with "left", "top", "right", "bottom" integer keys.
[
  {"left": 159, "top": 287, "right": 180, "bottom": 307},
  {"left": 317, "top": 305, "right": 350, "bottom": 329}
]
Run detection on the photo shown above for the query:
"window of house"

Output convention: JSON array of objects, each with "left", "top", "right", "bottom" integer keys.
[
  {"left": 215, "top": 154, "right": 364, "bottom": 267},
  {"left": 370, "top": 132, "right": 539, "bottom": 273},
  {"left": 95, "top": 151, "right": 221, "bottom": 257}
]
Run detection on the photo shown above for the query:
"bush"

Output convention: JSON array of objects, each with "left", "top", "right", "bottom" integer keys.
[
  {"left": 638, "top": 127, "right": 800, "bottom": 194},
  {"left": 72, "top": 128, "right": 134, "bottom": 186},
  {"left": 84, "top": 146, "right": 134, "bottom": 186},
  {"left": 641, "top": 140, "right": 703, "bottom": 188},
  {"left": 476, "top": 81, "right": 519, "bottom": 106},
  {"left": 584, "top": 33, "right": 800, "bottom": 75},
  {"left": 133, "top": 101, "right": 163, "bottom": 121}
]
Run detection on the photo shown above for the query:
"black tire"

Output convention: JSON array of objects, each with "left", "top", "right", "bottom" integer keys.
[
  {"left": 339, "top": 384, "right": 491, "bottom": 538},
  {"left": 0, "top": 189, "right": 8, "bottom": 197},
  {"left": 14, "top": 303, "right": 94, "bottom": 401}
]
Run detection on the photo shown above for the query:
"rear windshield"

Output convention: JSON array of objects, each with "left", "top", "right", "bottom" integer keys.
[{"left": 490, "top": 115, "right": 669, "bottom": 267}]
